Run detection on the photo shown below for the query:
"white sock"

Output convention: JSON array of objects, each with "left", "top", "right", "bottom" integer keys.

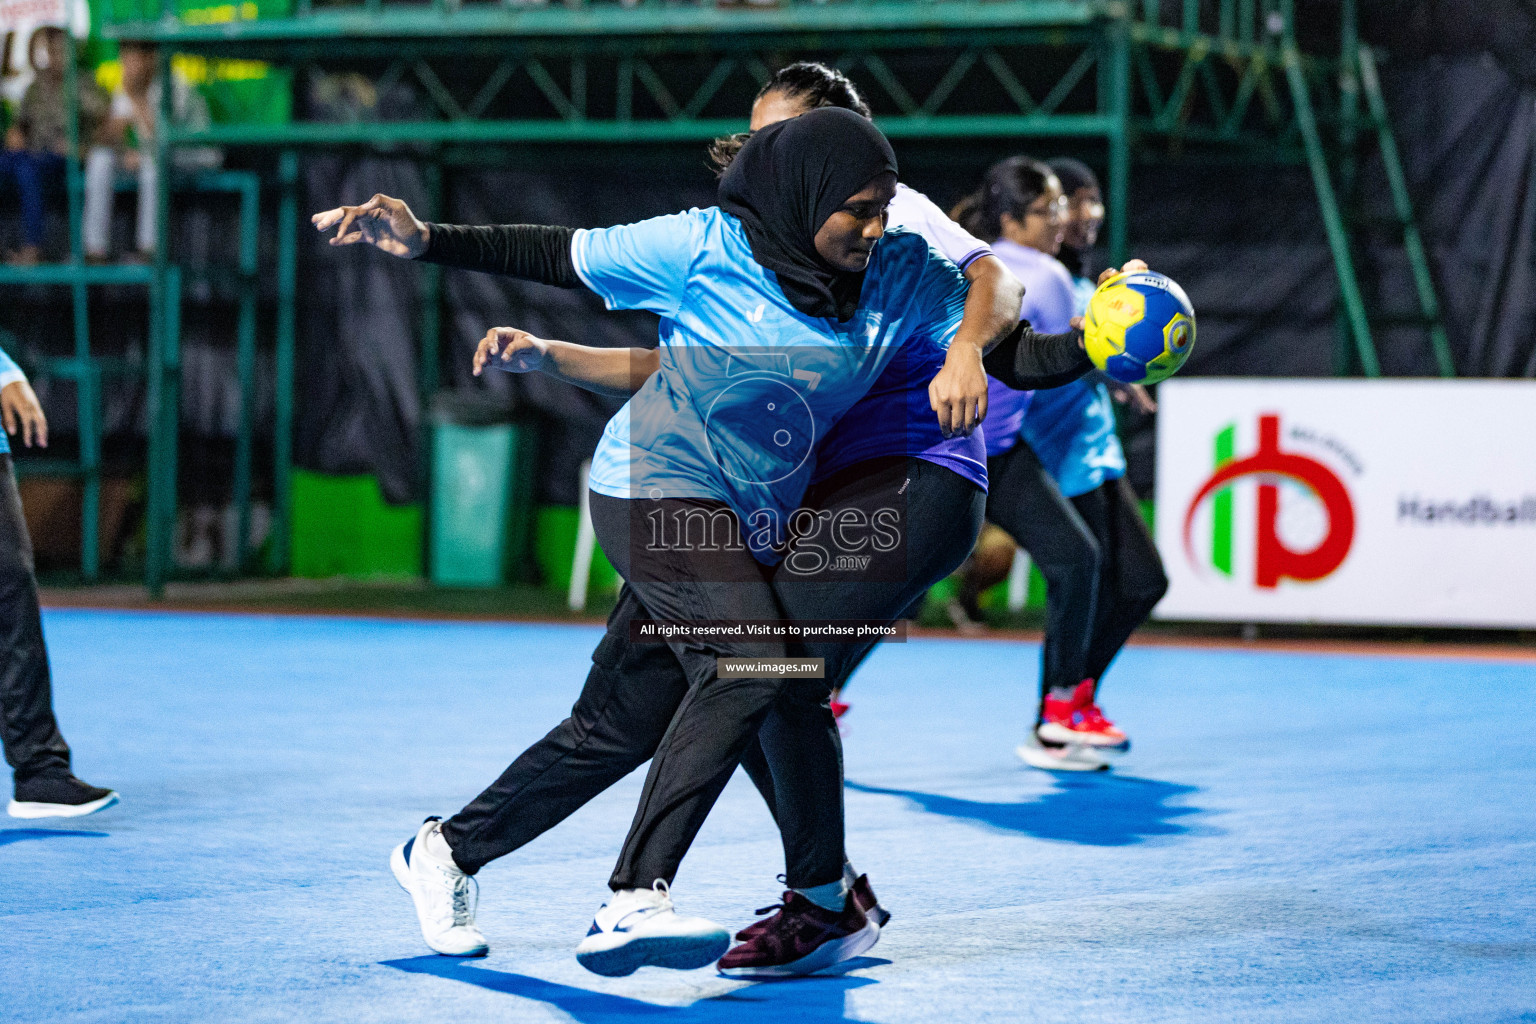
[
  {"left": 843, "top": 862, "right": 859, "bottom": 888},
  {"left": 424, "top": 823, "right": 459, "bottom": 868},
  {"left": 795, "top": 878, "right": 848, "bottom": 912}
]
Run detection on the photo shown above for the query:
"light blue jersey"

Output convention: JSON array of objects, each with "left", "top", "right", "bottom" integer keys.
[
  {"left": 0, "top": 345, "right": 25, "bottom": 457},
  {"left": 1019, "top": 271, "right": 1126, "bottom": 498},
  {"left": 574, "top": 209, "right": 969, "bottom": 560}
]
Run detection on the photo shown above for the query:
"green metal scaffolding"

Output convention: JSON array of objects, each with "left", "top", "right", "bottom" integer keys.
[
  {"left": 0, "top": 30, "right": 266, "bottom": 593},
  {"left": 7, "top": 0, "right": 1443, "bottom": 590}
]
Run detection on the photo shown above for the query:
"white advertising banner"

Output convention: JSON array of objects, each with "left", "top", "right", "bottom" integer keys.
[
  {"left": 0, "top": 0, "right": 65, "bottom": 30},
  {"left": 1154, "top": 378, "right": 1536, "bottom": 627}
]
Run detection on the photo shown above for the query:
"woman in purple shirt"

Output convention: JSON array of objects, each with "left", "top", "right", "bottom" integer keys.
[{"left": 950, "top": 156, "right": 1143, "bottom": 771}]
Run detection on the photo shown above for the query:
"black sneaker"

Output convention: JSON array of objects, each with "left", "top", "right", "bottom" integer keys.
[{"left": 9, "top": 775, "right": 120, "bottom": 819}]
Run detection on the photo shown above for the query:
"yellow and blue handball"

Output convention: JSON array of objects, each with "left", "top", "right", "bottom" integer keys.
[{"left": 1083, "top": 270, "right": 1196, "bottom": 385}]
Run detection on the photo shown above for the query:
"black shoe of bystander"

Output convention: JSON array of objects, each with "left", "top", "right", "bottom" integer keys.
[{"left": 9, "top": 775, "right": 119, "bottom": 819}]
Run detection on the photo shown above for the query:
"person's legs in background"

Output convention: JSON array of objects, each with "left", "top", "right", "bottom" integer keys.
[
  {"left": 83, "top": 146, "right": 116, "bottom": 259},
  {"left": 977, "top": 441, "right": 1131, "bottom": 769},
  {"left": 983, "top": 441, "right": 1100, "bottom": 718},
  {"left": 3, "top": 150, "right": 64, "bottom": 264},
  {"left": 135, "top": 150, "right": 157, "bottom": 255},
  {"left": 1010, "top": 474, "right": 1168, "bottom": 759},
  {"left": 1071, "top": 475, "right": 1169, "bottom": 692}
]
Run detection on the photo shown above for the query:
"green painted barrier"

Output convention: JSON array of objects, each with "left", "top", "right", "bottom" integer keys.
[
  {"left": 290, "top": 471, "right": 421, "bottom": 578},
  {"left": 535, "top": 504, "right": 618, "bottom": 598}
]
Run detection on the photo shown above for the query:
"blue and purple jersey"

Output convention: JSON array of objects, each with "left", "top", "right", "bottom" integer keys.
[
  {"left": 812, "top": 183, "right": 995, "bottom": 490},
  {"left": 573, "top": 208, "right": 969, "bottom": 561}
]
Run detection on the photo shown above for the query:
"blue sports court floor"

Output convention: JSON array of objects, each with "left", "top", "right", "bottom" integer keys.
[{"left": 3, "top": 609, "right": 1533, "bottom": 1024}]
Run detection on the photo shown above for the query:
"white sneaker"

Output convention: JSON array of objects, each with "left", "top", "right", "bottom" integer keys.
[
  {"left": 390, "top": 817, "right": 489, "bottom": 957},
  {"left": 574, "top": 880, "right": 730, "bottom": 977},
  {"left": 1015, "top": 734, "right": 1110, "bottom": 772}
]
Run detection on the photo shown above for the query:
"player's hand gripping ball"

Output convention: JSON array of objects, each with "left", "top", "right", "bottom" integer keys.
[{"left": 1083, "top": 270, "right": 1196, "bottom": 385}]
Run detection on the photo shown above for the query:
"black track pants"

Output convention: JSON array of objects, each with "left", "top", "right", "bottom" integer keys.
[
  {"left": 441, "top": 589, "right": 687, "bottom": 874},
  {"left": 978, "top": 442, "right": 1169, "bottom": 712},
  {"left": 981, "top": 441, "right": 1102, "bottom": 697},
  {"left": 0, "top": 456, "right": 71, "bottom": 785},
  {"left": 739, "top": 457, "right": 985, "bottom": 837},
  {"left": 1069, "top": 475, "right": 1169, "bottom": 690},
  {"left": 441, "top": 458, "right": 983, "bottom": 890}
]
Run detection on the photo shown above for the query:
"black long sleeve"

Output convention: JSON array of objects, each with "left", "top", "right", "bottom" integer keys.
[
  {"left": 984, "top": 321, "right": 1094, "bottom": 390},
  {"left": 416, "top": 223, "right": 583, "bottom": 288}
]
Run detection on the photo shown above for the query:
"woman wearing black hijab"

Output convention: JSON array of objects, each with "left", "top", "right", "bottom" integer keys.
[{"left": 315, "top": 108, "right": 1090, "bottom": 978}]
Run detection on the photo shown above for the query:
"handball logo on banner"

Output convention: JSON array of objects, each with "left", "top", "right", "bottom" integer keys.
[{"left": 1182, "top": 414, "right": 1357, "bottom": 589}]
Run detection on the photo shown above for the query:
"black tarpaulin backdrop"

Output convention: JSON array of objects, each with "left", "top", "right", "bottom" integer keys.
[{"left": 294, "top": 14, "right": 1536, "bottom": 504}]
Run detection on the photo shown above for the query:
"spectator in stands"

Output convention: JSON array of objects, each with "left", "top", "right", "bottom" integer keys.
[
  {"left": 84, "top": 41, "right": 219, "bottom": 262},
  {"left": 0, "top": 27, "right": 107, "bottom": 266}
]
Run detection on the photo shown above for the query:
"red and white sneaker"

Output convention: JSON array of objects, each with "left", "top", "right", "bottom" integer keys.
[
  {"left": 1036, "top": 680, "right": 1130, "bottom": 753},
  {"left": 830, "top": 699, "right": 851, "bottom": 720},
  {"left": 1015, "top": 734, "right": 1110, "bottom": 772}
]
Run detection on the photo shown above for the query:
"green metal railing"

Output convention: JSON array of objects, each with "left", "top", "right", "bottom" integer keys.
[
  {"left": 23, "top": 0, "right": 1446, "bottom": 590},
  {"left": 1357, "top": 44, "right": 1454, "bottom": 377},
  {"left": 0, "top": 39, "right": 265, "bottom": 592},
  {"left": 104, "top": 0, "right": 1341, "bottom": 279}
]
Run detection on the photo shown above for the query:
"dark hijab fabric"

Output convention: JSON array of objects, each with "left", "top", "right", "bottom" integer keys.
[{"left": 718, "top": 106, "right": 898, "bottom": 322}]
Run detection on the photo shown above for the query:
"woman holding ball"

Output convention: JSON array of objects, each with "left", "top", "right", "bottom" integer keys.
[{"left": 950, "top": 155, "right": 1168, "bottom": 771}]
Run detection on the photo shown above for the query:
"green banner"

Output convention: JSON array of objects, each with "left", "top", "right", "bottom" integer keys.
[{"left": 88, "top": 0, "right": 292, "bottom": 125}]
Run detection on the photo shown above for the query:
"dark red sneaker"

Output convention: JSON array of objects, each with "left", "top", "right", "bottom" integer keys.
[
  {"left": 736, "top": 874, "right": 889, "bottom": 942},
  {"left": 849, "top": 874, "right": 890, "bottom": 929},
  {"left": 735, "top": 900, "right": 779, "bottom": 943},
  {"left": 718, "top": 891, "right": 878, "bottom": 978},
  {"left": 830, "top": 699, "right": 851, "bottom": 719}
]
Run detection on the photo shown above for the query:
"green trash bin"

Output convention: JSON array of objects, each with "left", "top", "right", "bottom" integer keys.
[{"left": 431, "top": 421, "right": 517, "bottom": 588}]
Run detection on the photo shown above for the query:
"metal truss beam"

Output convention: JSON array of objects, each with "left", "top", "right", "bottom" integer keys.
[
  {"left": 168, "top": 114, "right": 1120, "bottom": 147},
  {"left": 163, "top": 35, "right": 1123, "bottom": 147},
  {"left": 107, "top": 0, "right": 1099, "bottom": 47}
]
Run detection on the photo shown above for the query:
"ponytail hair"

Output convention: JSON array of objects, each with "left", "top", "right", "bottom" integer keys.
[
  {"left": 953, "top": 155, "right": 1057, "bottom": 242},
  {"left": 707, "top": 132, "right": 751, "bottom": 175},
  {"left": 709, "top": 61, "right": 872, "bottom": 176}
]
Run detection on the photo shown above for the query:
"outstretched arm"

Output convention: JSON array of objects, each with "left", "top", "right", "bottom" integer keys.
[
  {"left": 928, "top": 254, "right": 1024, "bottom": 437},
  {"left": 473, "top": 328, "right": 659, "bottom": 400},
  {"left": 312, "top": 195, "right": 584, "bottom": 287},
  {"left": 986, "top": 259, "right": 1151, "bottom": 391}
]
